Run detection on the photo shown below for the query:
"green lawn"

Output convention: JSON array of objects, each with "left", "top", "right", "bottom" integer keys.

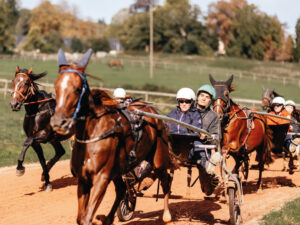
[
  {"left": 0, "top": 94, "right": 71, "bottom": 167},
  {"left": 260, "top": 197, "right": 300, "bottom": 225}
]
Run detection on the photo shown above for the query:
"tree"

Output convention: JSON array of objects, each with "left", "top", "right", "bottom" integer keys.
[
  {"left": 207, "top": 0, "right": 247, "bottom": 47},
  {"left": 70, "top": 36, "right": 84, "bottom": 52},
  {"left": 23, "top": 26, "right": 45, "bottom": 51},
  {"left": 0, "top": 1, "right": 16, "bottom": 53},
  {"left": 277, "top": 35, "right": 294, "bottom": 62},
  {"left": 15, "top": 9, "right": 31, "bottom": 35},
  {"left": 227, "top": 5, "right": 283, "bottom": 60},
  {"left": 86, "top": 37, "right": 110, "bottom": 52},
  {"left": 43, "top": 30, "right": 64, "bottom": 53},
  {"left": 294, "top": 18, "right": 300, "bottom": 62}
]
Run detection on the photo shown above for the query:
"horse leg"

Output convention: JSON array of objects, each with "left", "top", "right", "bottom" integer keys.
[
  {"left": 31, "top": 142, "right": 52, "bottom": 191},
  {"left": 104, "top": 176, "right": 126, "bottom": 225},
  {"left": 16, "top": 137, "right": 33, "bottom": 176},
  {"left": 285, "top": 148, "right": 295, "bottom": 174},
  {"left": 77, "top": 179, "right": 91, "bottom": 225},
  {"left": 155, "top": 169, "right": 172, "bottom": 223},
  {"left": 79, "top": 172, "right": 110, "bottom": 225},
  {"left": 41, "top": 142, "right": 66, "bottom": 181},
  {"left": 256, "top": 151, "right": 264, "bottom": 191}
]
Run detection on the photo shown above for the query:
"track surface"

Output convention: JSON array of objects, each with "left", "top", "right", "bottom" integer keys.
[{"left": 1, "top": 155, "right": 300, "bottom": 225}]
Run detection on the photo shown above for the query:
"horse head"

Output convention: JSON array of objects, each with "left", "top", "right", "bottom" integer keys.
[
  {"left": 261, "top": 88, "right": 282, "bottom": 111},
  {"left": 209, "top": 74, "right": 234, "bottom": 119},
  {"left": 11, "top": 66, "right": 47, "bottom": 111},
  {"left": 50, "top": 48, "right": 93, "bottom": 135}
]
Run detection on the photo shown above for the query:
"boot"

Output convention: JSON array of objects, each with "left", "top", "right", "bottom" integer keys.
[{"left": 198, "top": 166, "right": 219, "bottom": 196}]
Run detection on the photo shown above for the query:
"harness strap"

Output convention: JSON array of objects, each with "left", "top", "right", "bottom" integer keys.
[{"left": 24, "top": 98, "right": 53, "bottom": 105}]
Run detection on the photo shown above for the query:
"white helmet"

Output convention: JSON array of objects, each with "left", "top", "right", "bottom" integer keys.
[
  {"left": 272, "top": 96, "right": 285, "bottom": 105},
  {"left": 113, "top": 88, "right": 126, "bottom": 98},
  {"left": 285, "top": 100, "right": 296, "bottom": 107},
  {"left": 176, "top": 88, "right": 196, "bottom": 101}
]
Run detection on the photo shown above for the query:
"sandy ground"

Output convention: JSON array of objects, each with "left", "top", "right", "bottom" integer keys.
[{"left": 1, "top": 154, "right": 300, "bottom": 225}]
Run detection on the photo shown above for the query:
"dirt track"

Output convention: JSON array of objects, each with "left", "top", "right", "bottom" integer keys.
[{"left": 1, "top": 155, "right": 300, "bottom": 225}]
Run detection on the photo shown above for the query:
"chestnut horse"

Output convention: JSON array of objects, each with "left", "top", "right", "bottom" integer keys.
[
  {"left": 10, "top": 66, "right": 71, "bottom": 191},
  {"left": 50, "top": 49, "right": 175, "bottom": 225},
  {"left": 108, "top": 60, "right": 123, "bottom": 69},
  {"left": 210, "top": 74, "right": 273, "bottom": 189}
]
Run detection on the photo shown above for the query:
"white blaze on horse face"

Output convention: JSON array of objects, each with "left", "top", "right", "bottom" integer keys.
[
  {"left": 57, "top": 75, "right": 70, "bottom": 108},
  {"left": 13, "top": 77, "right": 24, "bottom": 98}
]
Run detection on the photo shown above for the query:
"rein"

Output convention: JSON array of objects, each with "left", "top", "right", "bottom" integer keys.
[{"left": 24, "top": 98, "right": 53, "bottom": 105}]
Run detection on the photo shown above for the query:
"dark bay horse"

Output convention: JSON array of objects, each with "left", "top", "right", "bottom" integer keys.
[
  {"left": 50, "top": 49, "right": 175, "bottom": 225},
  {"left": 210, "top": 74, "right": 273, "bottom": 189},
  {"left": 10, "top": 66, "right": 71, "bottom": 191}
]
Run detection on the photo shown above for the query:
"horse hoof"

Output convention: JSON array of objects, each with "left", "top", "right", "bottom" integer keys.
[
  {"left": 16, "top": 168, "right": 25, "bottom": 176},
  {"left": 163, "top": 210, "right": 172, "bottom": 223},
  {"left": 44, "top": 184, "right": 53, "bottom": 192},
  {"left": 289, "top": 170, "right": 294, "bottom": 175}
]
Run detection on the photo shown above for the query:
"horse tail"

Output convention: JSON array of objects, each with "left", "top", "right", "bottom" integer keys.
[{"left": 264, "top": 124, "right": 274, "bottom": 165}]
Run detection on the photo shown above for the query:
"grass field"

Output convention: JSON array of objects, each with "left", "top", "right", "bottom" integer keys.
[
  {"left": 0, "top": 94, "right": 71, "bottom": 167},
  {"left": 1, "top": 54, "right": 299, "bottom": 167},
  {"left": 260, "top": 197, "right": 300, "bottom": 225}
]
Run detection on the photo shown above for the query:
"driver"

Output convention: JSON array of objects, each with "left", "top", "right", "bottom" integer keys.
[{"left": 195, "top": 84, "right": 220, "bottom": 196}]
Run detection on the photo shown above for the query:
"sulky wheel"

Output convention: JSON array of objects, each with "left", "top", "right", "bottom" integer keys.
[
  {"left": 228, "top": 187, "right": 241, "bottom": 225},
  {"left": 117, "top": 190, "right": 136, "bottom": 222}
]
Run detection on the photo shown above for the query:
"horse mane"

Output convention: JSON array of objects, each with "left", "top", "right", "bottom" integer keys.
[{"left": 90, "top": 88, "right": 118, "bottom": 107}]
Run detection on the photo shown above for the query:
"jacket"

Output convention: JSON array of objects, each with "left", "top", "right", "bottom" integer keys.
[
  {"left": 267, "top": 109, "right": 291, "bottom": 126},
  {"left": 197, "top": 106, "right": 219, "bottom": 135},
  {"left": 167, "top": 106, "right": 202, "bottom": 134}
]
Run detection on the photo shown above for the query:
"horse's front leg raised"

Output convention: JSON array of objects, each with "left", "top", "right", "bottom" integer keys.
[
  {"left": 77, "top": 172, "right": 110, "bottom": 225},
  {"left": 16, "top": 137, "right": 33, "bottom": 176}
]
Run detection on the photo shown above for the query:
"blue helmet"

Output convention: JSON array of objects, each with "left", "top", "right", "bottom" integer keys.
[{"left": 197, "top": 85, "right": 216, "bottom": 100}]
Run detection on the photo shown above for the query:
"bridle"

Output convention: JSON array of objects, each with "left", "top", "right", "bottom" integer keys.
[
  {"left": 59, "top": 68, "right": 88, "bottom": 119},
  {"left": 212, "top": 84, "right": 231, "bottom": 118},
  {"left": 11, "top": 72, "right": 35, "bottom": 102}
]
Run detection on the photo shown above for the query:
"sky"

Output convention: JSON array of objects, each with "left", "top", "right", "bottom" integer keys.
[{"left": 19, "top": 0, "right": 300, "bottom": 37}]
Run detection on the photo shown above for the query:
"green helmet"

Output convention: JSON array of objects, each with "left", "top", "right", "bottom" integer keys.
[{"left": 197, "top": 84, "right": 216, "bottom": 100}]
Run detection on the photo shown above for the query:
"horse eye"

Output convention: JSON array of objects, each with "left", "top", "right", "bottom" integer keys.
[{"left": 76, "top": 88, "right": 82, "bottom": 93}]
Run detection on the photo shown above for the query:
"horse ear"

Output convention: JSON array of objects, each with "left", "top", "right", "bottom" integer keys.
[
  {"left": 209, "top": 74, "right": 216, "bottom": 85},
  {"left": 225, "top": 75, "right": 234, "bottom": 87},
  {"left": 58, "top": 48, "right": 68, "bottom": 67},
  {"left": 79, "top": 48, "right": 93, "bottom": 68},
  {"left": 16, "top": 66, "right": 20, "bottom": 73},
  {"left": 28, "top": 67, "right": 33, "bottom": 74}
]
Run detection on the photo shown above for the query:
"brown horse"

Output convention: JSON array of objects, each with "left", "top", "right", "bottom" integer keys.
[
  {"left": 50, "top": 49, "right": 175, "bottom": 225},
  {"left": 210, "top": 74, "right": 273, "bottom": 189},
  {"left": 10, "top": 66, "right": 71, "bottom": 191},
  {"left": 108, "top": 60, "right": 123, "bottom": 69}
]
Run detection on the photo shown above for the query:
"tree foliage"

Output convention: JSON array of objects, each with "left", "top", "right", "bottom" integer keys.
[
  {"left": 115, "top": 0, "right": 217, "bottom": 55},
  {"left": 227, "top": 4, "right": 284, "bottom": 60},
  {"left": 0, "top": 0, "right": 17, "bottom": 53}
]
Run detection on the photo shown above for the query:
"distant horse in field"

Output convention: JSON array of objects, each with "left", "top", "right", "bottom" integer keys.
[
  {"left": 50, "top": 48, "right": 176, "bottom": 225},
  {"left": 10, "top": 66, "right": 71, "bottom": 191},
  {"left": 210, "top": 74, "right": 274, "bottom": 189},
  {"left": 108, "top": 60, "right": 123, "bottom": 69}
]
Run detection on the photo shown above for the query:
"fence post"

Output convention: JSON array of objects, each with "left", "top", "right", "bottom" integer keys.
[
  {"left": 4, "top": 79, "right": 8, "bottom": 99},
  {"left": 145, "top": 93, "right": 149, "bottom": 101}
]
